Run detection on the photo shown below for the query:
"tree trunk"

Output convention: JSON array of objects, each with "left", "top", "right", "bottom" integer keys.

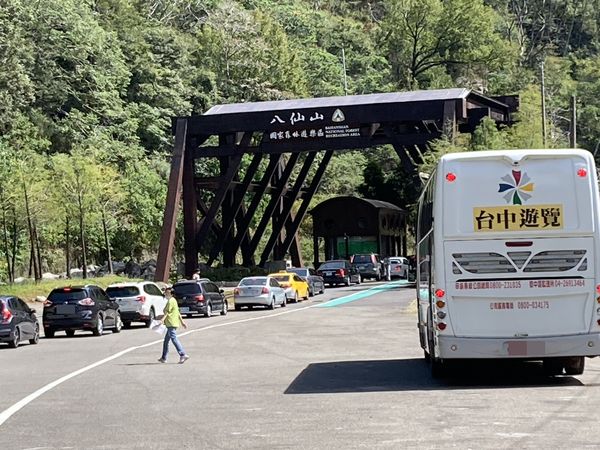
[
  {"left": 34, "top": 223, "right": 43, "bottom": 281},
  {"left": 78, "top": 194, "right": 87, "bottom": 279},
  {"left": 1, "top": 197, "right": 13, "bottom": 283},
  {"left": 23, "top": 182, "right": 40, "bottom": 281},
  {"left": 102, "top": 210, "right": 113, "bottom": 274},
  {"left": 65, "top": 214, "right": 71, "bottom": 278},
  {"left": 10, "top": 207, "right": 17, "bottom": 283}
]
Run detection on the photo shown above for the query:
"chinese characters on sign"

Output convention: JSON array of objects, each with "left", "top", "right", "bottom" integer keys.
[
  {"left": 472, "top": 204, "right": 563, "bottom": 232},
  {"left": 267, "top": 109, "right": 359, "bottom": 141}
]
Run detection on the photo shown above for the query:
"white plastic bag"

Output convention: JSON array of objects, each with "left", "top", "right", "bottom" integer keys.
[{"left": 150, "top": 319, "right": 166, "bottom": 335}]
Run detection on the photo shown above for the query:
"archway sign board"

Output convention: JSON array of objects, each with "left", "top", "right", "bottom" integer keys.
[{"left": 155, "top": 88, "right": 517, "bottom": 282}]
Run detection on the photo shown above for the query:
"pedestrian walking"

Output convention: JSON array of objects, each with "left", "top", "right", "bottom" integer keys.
[{"left": 158, "top": 287, "right": 189, "bottom": 364}]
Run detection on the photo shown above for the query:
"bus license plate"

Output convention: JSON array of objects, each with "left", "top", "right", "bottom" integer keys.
[{"left": 506, "top": 340, "right": 545, "bottom": 356}]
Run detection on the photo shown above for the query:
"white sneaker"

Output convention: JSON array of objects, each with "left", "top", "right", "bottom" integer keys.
[{"left": 179, "top": 355, "right": 190, "bottom": 364}]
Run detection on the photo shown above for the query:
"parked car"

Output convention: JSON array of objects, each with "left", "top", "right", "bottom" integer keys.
[
  {"left": 234, "top": 276, "right": 287, "bottom": 310},
  {"left": 350, "top": 253, "right": 384, "bottom": 281},
  {"left": 106, "top": 281, "right": 168, "bottom": 328},
  {"left": 43, "top": 285, "right": 122, "bottom": 337},
  {"left": 268, "top": 271, "right": 310, "bottom": 302},
  {"left": 386, "top": 256, "right": 410, "bottom": 279},
  {"left": 0, "top": 296, "right": 39, "bottom": 348},
  {"left": 172, "top": 279, "right": 227, "bottom": 318},
  {"left": 287, "top": 267, "right": 325, "bottom": 296},
  {"left": 317, "top": 260, "right": 361, "bottom": 286}
]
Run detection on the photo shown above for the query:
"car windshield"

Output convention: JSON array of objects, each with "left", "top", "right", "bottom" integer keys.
[
  {"left": 288, "top": 268, "right": 307, "bottom": 276},
  {"left": 352, "top": 255, "right": 371, "bottom": 263},
  {"left": 47, "top": 288, "right": 87, "bottom": 303},
  {"left": 239, "top": 278, "right": 267, "bottom": 286},
  {"left": 272, "top": 275, "right": 290, "bottom": 282},
  {"left": 106, "top": 286, "right": 140, "bottom": 298},
  {"left": 319, "top": 262, "right": 344, "bottom": 270},
  {"left": 173, "top": 283, "right": 201, "bottom": 295}
]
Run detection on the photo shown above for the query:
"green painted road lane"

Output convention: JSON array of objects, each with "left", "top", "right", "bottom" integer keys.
[{"left": 317, "top": 280, "right": 412, "bottom": 307}]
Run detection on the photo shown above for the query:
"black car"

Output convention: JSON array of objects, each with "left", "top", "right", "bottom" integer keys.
[
  {"left": 350, "top": 253, "right": 384, "bottom": 281},
  {"left": 43, "top": 285, "right": 122, "bottom": 337},
  {"left": 317, "top": 260, "right": 361, "bottom": 286},
  {"left": 172, "top": 279, "right": 228, "bottom": 318},
  {"left": 0, "top": 296, "right": 39, "bottom": 348},
  {"left": 287, "top": 267, "right": 325, "bottom": 296}
]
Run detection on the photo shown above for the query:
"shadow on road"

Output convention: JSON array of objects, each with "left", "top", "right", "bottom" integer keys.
[{"left": 285, "top": 358, "right": 584, "bottom": 394}]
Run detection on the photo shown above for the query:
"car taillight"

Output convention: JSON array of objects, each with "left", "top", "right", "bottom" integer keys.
[
  {"left": 77, "top": 298, "right": 95, "bottom": 306},
  {"left": 1, "top": 308, "right": 13, "bottom": 324},
  {"left": 261, "top": 287, "right": 269, "bottom": 294},
  {"left": 234, "top": 288, "right": 240, "bottom": 295},
  {"left": 136, "top": 295, "right": 146, "bottom": 304},
  {"left": 194, "top": 294, "right": 205, "bottom": 303},
  {"left": 336, "top": 269, "right": 345, "bottom": 276}
]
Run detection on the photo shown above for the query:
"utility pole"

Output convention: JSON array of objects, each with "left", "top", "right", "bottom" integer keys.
[
  {"left": 540, "top": 61, "right": 547, "bottom": 147},
  {"left": 341, "top": 47, "right": 348, "bottom": 95},
  {"left": 570, "top": 95, "right": 577, "bottom": 148}
]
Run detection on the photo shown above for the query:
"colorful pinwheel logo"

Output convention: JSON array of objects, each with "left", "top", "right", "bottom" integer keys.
[{"left": 498, "top": 170, "right": 534, "bottom": 205}]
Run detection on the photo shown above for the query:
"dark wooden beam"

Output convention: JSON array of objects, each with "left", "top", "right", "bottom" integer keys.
[
  {"left": 207, "top": 152, "right": 262, "bottom": 266},
  {"left": 155, "top": 118, "right": 187, "bottom": 283},
  {"left": 279, "top": 151, "right": 334, "bottom": 259},
  {"left": 259, "top": 152, "right": 317, "bottom": 266},
  {"left": 193, "top": 152, "right": 243, "bottom": 272},
  {"left": 248, "top": 153, "right": 300, "bottom": 260},
  {"left": 183, "top": 140, "right": 198, "bottom": 276},
  {"left": 230, "top": 154, "right": 282, "bottom": 265}
]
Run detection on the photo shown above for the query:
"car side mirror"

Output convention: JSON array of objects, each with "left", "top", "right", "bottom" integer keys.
[
  {"left": 28, "top": 308, "right": 35, "bottom": 314},
  {"left": 219, "top": 289, "right": 224, "bottom": 294}
]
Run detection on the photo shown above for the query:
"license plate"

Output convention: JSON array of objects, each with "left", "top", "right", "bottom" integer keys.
[
  {"left": 506, "top": 340, "right": 545, "bottom": 356},
  {"left": 179, "top": 307, "right": 190, "bottom": 313},
  {"left": 56, "top": 304, "right": 76, "bottom": 315},
  {"left": 325, "top": 271, "right": 333, "bottom": 276}
]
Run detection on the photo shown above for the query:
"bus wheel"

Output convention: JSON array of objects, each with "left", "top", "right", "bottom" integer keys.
[
  {"left": 543, "top": 358, "right": 564, "bottom": 376},
  {"left": 564, "top": 356, "right": 585, "bottom": 375}
]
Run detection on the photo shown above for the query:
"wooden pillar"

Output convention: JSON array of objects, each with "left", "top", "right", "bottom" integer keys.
[{"left": 155, "top": 118, "right": 187, "bottom": 283}]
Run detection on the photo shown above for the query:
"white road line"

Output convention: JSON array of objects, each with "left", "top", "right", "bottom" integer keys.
[
  {"left": 0, "top": 284, "right": 392, "bottom": 427},
  {"left": 0, "top": 303, "right": 318, "bottom": 427}
]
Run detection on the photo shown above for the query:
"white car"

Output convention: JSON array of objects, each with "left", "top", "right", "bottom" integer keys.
[
  {"left": 386, "top": 257, "right": 410, "bottom": 279},
  {"left": 234, "top": 276, "right": 287, "bottom": 310},
  {"left": 106, "top": 282, "right": 168, "bottom": 328}
]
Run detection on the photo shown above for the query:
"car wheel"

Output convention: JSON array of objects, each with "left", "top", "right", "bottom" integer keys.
[
  {"left": 221, "top": 300, "right": 228, "bottom": 315},
  {"left": 65, "top": 330, "right": 76, "bottom": 337},
  {"left": 113, "top": 312, "right": 123, "bottom": 333},
  {"left": 29, "top": 324, "right": 40, "bottom": 345},
  {"left": 344, "top": 277, "right": 350, "bottom": 287},
  {"left": 92, "top": 315, "right": 104, "bottom": 336},
  {"left": 45, "top": 329, "right": 55, "bottom": 338},
  {"left": 204, "top": 303, "right": 212, "bottom": 318},
  {"left": 319, "top": 285, "right": 325, "bottom": 294},
  {"left": 356, "top": 274, "right": 362, "bottom": 285},
  {"left": 145, "top": 308, "right": 155, "bottom": 328},
  {"left": 309, "top": 287, "right": 314, "bottom": 297},
  {"left": 281, "top": 296, "right": 287, "bottom": 307},
  {"left": 564, "top": 356, "right": 585, "bottom": 375},
  {"left": 268, "top": 297, "right": 275, "bottom": 310},
  {"left": 8, "top": 328, "right": 19, "bottom": 348},
  {"left": 294, "top": 291, "right": 299, "bottom": 303},
  {"left": 235, "top": 304, "right": 242, "bottom": 311}
]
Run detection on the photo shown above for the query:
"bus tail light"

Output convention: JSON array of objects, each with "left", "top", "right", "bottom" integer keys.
[
  {"left": 437, "top": 322, "right": 447, "bottom": 331},
  {"left": 435, "top": 289, "right": 445, "bottom": 298},
  {"left": 437, "top": 311, "right": 447, "bottom": 319},
  {"left": 445, "top": 172, "right": 456, "bottom": 182},
  {"left": 596, "top": 284, "right": 600, "bottom": 295},
  {"left": 577, "top": 168, "right": 587, "bottom": 178},
  {"left": 436, "top": 300, "right": 446, "bottom": 308}
]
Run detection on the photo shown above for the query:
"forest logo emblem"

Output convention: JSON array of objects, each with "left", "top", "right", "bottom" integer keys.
[
  {"left": 332, "top": 109, "right": 345, "bottom": 122},
  {"left": 498, "top": 170, "right": 534, "bottom": 205}
]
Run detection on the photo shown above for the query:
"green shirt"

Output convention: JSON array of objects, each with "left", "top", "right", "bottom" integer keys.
[{"left": 163, "top": 297, "right": 182, "bottom": 328}]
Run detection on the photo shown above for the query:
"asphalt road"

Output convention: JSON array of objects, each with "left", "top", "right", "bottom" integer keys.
[{"left": 1, "top": 280, "right": 600, "bottom": 449}]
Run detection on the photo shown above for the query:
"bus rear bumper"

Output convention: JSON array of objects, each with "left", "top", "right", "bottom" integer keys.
[{"left": 437, "top": 333, "right": 600, "bottom": 359}]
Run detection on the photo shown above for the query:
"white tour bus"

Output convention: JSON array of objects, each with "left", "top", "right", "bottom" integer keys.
[{"left": 416, "top": 149, "right": 600, "bottom": 376}]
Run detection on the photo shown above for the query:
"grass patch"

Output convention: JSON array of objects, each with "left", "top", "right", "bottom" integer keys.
[{"left": 1, "top": 276, "right": 140, "bottom": 303}]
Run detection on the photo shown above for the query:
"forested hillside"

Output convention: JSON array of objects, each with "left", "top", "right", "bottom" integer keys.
[{"left": 1, "top": 0, "right": 599, "bottom": 281}]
